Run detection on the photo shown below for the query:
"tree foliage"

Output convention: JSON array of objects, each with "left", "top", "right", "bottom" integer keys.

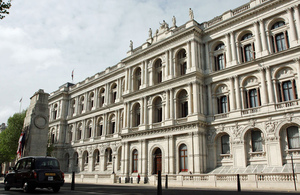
[
  {"left": 0, "top": 111, "right": 26, "bottom": 164},
  {"left": 0, "top": 0, "right": 11, "bottom": 19}
]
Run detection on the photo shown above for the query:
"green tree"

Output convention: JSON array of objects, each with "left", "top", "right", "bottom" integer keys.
[
  {"left": 0, "top": 0, "right": 11, "bottom": 19},
  {"left": 0, "top": 111, "right": 26, "bottom": 164}
]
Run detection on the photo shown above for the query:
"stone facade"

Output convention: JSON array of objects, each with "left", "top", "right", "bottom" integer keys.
[{"left": 48, "top": 0, "right": 300, "bottom": 183}]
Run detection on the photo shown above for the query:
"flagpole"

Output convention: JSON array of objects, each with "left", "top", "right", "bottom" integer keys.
[{"left": 19, "top": 98, "right": 22, "bottom": 113}]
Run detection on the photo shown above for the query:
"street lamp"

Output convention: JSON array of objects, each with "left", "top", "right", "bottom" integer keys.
[{"left": 112, "top": 156, "right": 116, "bottom": 174}]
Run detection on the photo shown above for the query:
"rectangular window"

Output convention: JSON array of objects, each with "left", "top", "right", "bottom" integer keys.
[
  {"left": 251, "top": 131, "right": 262, "bottom": 152},
  {"left": 221, "top": 135, "right": 230, "bottom": 154},
  {"left": 287, "top": 127, "right": 300, "bottom": 149}
]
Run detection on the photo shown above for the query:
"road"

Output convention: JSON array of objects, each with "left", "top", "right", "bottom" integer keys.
[{"left": 0, "top": 182, "right": 299, "bottom": 195}]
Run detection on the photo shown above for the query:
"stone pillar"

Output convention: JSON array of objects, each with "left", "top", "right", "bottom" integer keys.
[
  {"left": 259, "top": 19, "right": 269, "bottom": 55},
  {"left": 265, "top": 66, "right": 275, "bottom": 104},
  {"left": 138, "top": 140, "right": 143, "bottom": 174},
  {"left": 169, "top": 50, "right": 174, "bottom": 79},
  {"left": 229, "top": 77, "right": 236, "bottom": 110},
  {"left": 193, "top": 132, "right": 201, "bottom": 174},
  {"left": 124, "top": 142, "right": 129, "bottom": 176},
  {"left": 125, "top": 68, "right": 129, "bottom": 92},
  {"left": 191, "top": 40, "right": 197, "bottom": 71},
  {"left": 294, "top": 58, "right": 300, "bottom": 97},
  {"left": 169, "top": 135, "right": 175, "bottom": 174},
  {"left": 287, "top": 8, "right": 297, "bottom": 45},
  {"left": 232, "top": 142, "right": 247, "bottom": 168},
  {"left": 188, "top": 83, "right": 193, "bottom": 115},
  {"left": 165, "top": 90, "right": 170, "bottom": 119},
  {"left": 254, "top": 21, "right": 262, "bottom": 57},
  {"left": 143, "top": 97, "right": 148, "bottom": 127},
  {"left": 188, "top": 41, "right": 192, "bottom": 70},
  {"left": 205, "top": 43, "right": 210, "bottom": 71},
  {"left": 266, "top": 139, "right": 283, "bottom": 166},
  {"left": 170, "top": 89, "right": 174, "bottom": 121},
  {"left": 105, "top": 84, "right": 109, "bottom": 105},
  {"left": 192, "top": 82, "right": 200, "bottom": 114},
  {"left": 141, "top": 139, "right": 148, "bottom": 177},
  {"left": 165, "top": 51, "right": 169, "bottom": 79},
  {"left": 145, "top": 61, "right": 149, "bottom": 87},
  {"left": 207, "top": 84, "right": 213, "bottom": 115},
  {"left": 294, "top": 6, "right": 300, "bottom": 41},
  {"left": 259, "top": 68, "right": 268, "bottom": 105},
  {"left": 22, "top": 89, "right": 49, "bottom": 157},
  {"left": 226, "top": 33, "right": 232, "bottom": 64},
  {"left": 230, "top": 32, "right": 237, "bottom": 65},
  {"left": 234, "top": 76, "right": 241, "bottom": 110}
]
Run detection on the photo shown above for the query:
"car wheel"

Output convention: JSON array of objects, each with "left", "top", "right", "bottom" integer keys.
[
  {"left": 23, "top": 182, "right": 34, "bottom": 193},
  {"left": 52, "top": 186, "right": 60, "bottom": 193},
  {"left": 4, "top": 180, "right": 10, "bottom": 191}
]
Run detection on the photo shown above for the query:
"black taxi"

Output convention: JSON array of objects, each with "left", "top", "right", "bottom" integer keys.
[{"left": 4, "top": 156, "right": 64, "bottom": 193}]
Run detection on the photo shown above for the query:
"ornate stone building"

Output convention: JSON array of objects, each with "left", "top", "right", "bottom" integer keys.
[{"left": 48, "top": 0, "right": 300, "bottom": 183}]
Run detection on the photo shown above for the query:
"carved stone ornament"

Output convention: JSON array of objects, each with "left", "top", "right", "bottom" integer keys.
[
  {"left": 216, "top": 124, "right": 225, "bottom": 134},
  {"left": 285, "top": 113, "right": 293, "bottom": 122},
  {"left": 34, "top": 115, "right": 48, "bottom": 129},
  {"left": 232, "top": 122, "right": 242, "bottom": 138},
  {"left": 265, "top": 118, "right": 277, "bottom": 133},
  {"left": 249, "top": 119, "right": 256, "bottom": 128},
  {"left": 207, "top": 129, "right": 216, "bottom": 142}
]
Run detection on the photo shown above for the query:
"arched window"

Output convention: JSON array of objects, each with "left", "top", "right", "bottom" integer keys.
[
  {"left": 111, "top": 84, "right": 117, "bottom": 104},
  {"left": 177, "top": 49, "right": 187, "bottom": 76},
  {"left": 97, "top": 118, "right": 103, "bottom": 137},
  {"left": 68, "top": 126, "right": 73, "bottom": 143},
  {"left": 86, "top": 121, "right": 92, "bottom": 138},
  {"left": 287, "top": 126, "right": 300, "bottom": 149},
  {"left": 134, "top": 67, "right": 142, "bottom": 91},
  {"left": 132, "top": 149, "right": 138, "bottom": 173},
  {"left": 99, "top": 88, "right": 105, "bottom": 108},
  {"left": 94, "top": 150, "right": 100, "bottom": 163},
  {"left": 133, "top": 103, "right": 141, "bottom": 127},
  {"left": 214, "top": 43, "right": 226, "bottom": 71},
  {"left": 178, "top": 90, "right": 188, "bottom": 118},
  {"left": 217, "top": 95, "right": 229, "bottom": 114},
  {"left": 83, "top": 151, "right": 89, "bottom": 164},
  {"left": 77, "top": 124, "right": 82, "bottom": 140},
  {"left": 70, "top": 99, "right": 76, "bottom": 116},
  {"left": 221, "top": 134, "right": 230, "bottom": 154},
  {"left": 106, "top": 148, "right": 112, "bottom": 163},
  {"left": 74, "top": 152, "right": 79, "bottom": 166},
  {"left": 53, "top": 104, "right": 58, "bottom": 120},
  {"left": 251, "top": 130, "right": 263, "bottom": 152},
  {"left": 154, "top": 59, "right": 162, "bottom": 84},
  {"left": 88, "top": 92, "right": 94, "bottom": 111},
  {"left": 50, "top": 131, "right": 55, "bottom": 144},
  {"left": 179, "top": 144, "right": 188, "bottom": 172},
  {"left": 271, "top": 21, "right": 289, "bottom": 53},
  {"left": 79, "top": 96, "right": 85, "bottom": 114},
  {"left": 109, "top": 115, "right": 116, "bottom": 134},
  {"left": 244, "top": 88, "right": 261, "bottom": 108},
  {"left": 153, "top": 97, "right": 162, "bottom": 123},
  {"left": 240, "top": 33, "right": 255, "bottom": 62},
  {"left": 278, "top": 80, "right": 297, "bottom": 102}
]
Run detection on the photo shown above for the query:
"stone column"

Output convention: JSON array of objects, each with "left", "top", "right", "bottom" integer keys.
[
  {"left": 191, "top": 40, "right": 197, "bottom": 71},
  {"left": 165, "top": 90, "right": 170, "bottom": 119},
  {"left": 287, "top": 8, "right": 297, "bottom": 45},
  {"left": 230, "top": 32, "right": 237, "bottom": 65},
  {"left": 294, "top": 58, "right": 300, "bottom": 97},
  {"left": 188, "top": 82, "right": 193, "bottom": 115},
  {"left": 165, "top": 136, "right": 170, "bottom": 174},
  {"left": 145, "top": 61, "right": 149, "bottom": 87},
  {"left": 207, "top": 84, "right": 213, "bottom": 115},
  {"left": 148, "top": 65, "right": 153, "bottom": 86},
  {"left": 125, "top": 68, "right": 129, "bottom": 92},
  {"left": 259, "top": 19, "right": 269, "bottom": 55},
  {"left": 144, "top": 97, "right": 148, "bottom": 126},
  {"left": 265, "top": 66, "right": 275, "bottom": 104},
  {"left": 170, "top": 89, "right": 174, "bottom": 121},
  {"left": 229, "top": 77, "right": 236, "bottom": 110},
  {"left": 193, "top": 132, "right": 201, "bottom": 174},
  {"left": 234, "top": 76, "right": 241, "bottom": 110},
  {"left": 254, "top": 21, "right": 262, "bottom": 57},
  {"left": 226, "top": 33, "right": 232, "bottom": 64},
  {"left": 294, "top": 6, "right": 300, "bottom": 41},
  {"left": 232, "top": 141, "right": 247, "bottom": 168},
  {"left": 124, "top": 142, "right": 129, "bottom": 176},
  {"left": 169, "top": 50, "right": 174, "bottom": 79},
  {"left": 165, "top": 51, "right": 169, "bottom": 79},
  {"left": 105, "top": 84, "right": 109, "bottom": 105},
  {"left": 188, "top": 41, "right": 192, "bottom": 70},
  {"left": 205, "top": 43, "right": 210, "bottom": 71},
  {"left": 192, "top": 81, "right": 200, "bottom": 114},
  {"left": 138, "top": 140, "right": 143, "bottom": 174},
  {"left": 141, "top": 139, "right": 148, "bottom": 177},
  {"left": 259, "top": 68, "right": 268, "bottom": 105},
  {"left": 169, "top": 135, "right": 175, "bottom": 174},
  {"left": 148, "top": 104, "right": 153, "bottom": 127}
]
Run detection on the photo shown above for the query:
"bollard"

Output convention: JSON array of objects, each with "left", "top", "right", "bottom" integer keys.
[
  {"left": 237, "top": 174, "right": 241, "bottom": 192},
  {"left": 71, "top": 171, "right": 75, "bottom": 190},
  {"left": 131, "top": 177, "right": 133, "bottom": 183},
  {"left": 165, "top": 175, "right": 168, "bottom": 189},
  {"left": 119, "top": 177, "right": 121, "bottom": 183},
  {"left": 157, "top": 171, "right": 162, "bottom": 195},
  {"left": 144, "top": 177, "right": 148, "bottom": 184}
]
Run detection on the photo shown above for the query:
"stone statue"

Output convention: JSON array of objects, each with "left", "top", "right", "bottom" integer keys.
[
  {"left": 160, "top": 20, "right": 169, "bottom": 29},
  {"left": 172, "top": 16, "right": 176, "bottom": 27},
  {"left": 189, "top": 8, "right": 194, "bottom": 20},
  {"left": 130, "top": 40, "right": 133, "bottom": 51},
  {"left": 149, "top": 28, "right": 152, "bottom": 38}
]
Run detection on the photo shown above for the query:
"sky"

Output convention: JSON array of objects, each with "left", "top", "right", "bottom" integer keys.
[{"left": 0, "top": 0, "right": 250, "bottom": 124}]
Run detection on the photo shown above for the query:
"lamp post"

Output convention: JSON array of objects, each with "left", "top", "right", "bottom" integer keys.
[{"left": 112, "top": 156, "right": 116, "bottom": 174}]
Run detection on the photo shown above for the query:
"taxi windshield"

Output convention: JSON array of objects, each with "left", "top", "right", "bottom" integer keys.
[{"left": 35, "top": 158, "right": 60, "bottom": 169}]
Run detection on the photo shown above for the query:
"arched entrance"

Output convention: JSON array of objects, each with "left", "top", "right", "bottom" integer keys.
[{"left": 154, "top": 148, "right": 162, "bottom": 174}]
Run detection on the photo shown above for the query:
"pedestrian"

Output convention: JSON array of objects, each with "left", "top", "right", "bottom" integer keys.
[{"left": 137, "top": 174, "right": 140, "bottom": 184}]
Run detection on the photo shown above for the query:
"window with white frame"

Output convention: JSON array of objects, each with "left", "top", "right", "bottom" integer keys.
[
  {"left": 177, "top": 49, "right": 187, "bottom": 76},
  {"left": 153, "top": 97, "right": 162, "bottom": 123},
  {"left": 178, "top": 90, "right": 188, "bottom": 118},
  {"left": 154, "top": 59, "right": 162, "bottom": 84},
  {"left": 213, "top": 43, "right": 226, "bottom": 71},
  {"left": 270, "top": 21, "right": 289, "bottom": 53},
  {"left": 240, "top": 33, "right": 255, "bottom": 62},
  {"left": 134, "top": 67, "right": 142, "bottom": 91},
  {"left": 287, "top": 126, "right": 300, "bottom": 149}
]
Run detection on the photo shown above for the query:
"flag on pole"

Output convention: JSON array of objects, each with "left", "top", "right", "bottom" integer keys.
[
  {"left": 17, "top": 132, "right": 25, "bottom": 158},
  {"left": 71, "top": 70, "right": 74, "bottom": 82}
]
